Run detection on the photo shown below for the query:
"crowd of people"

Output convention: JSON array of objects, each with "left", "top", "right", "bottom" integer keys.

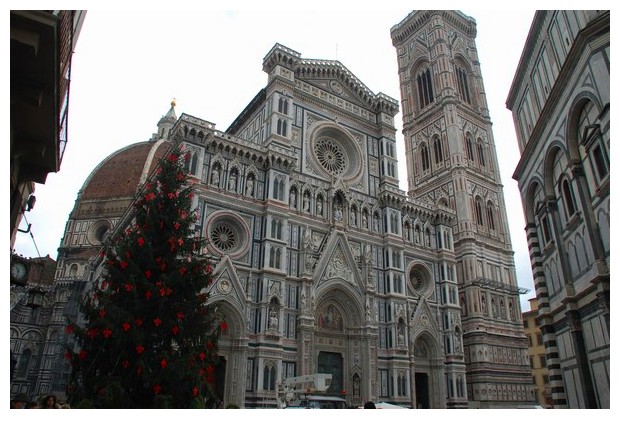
[{"left": 10, "top": 393, "right": 70, "bottom": 409}]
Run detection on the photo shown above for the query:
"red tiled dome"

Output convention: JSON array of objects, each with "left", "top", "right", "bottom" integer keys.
[{"left": 81, "top": 141, "right": 171, "bottom": 200}]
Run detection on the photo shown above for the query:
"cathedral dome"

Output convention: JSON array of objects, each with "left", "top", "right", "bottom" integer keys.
[
  {"left": 80, "top": 140, "right": 171, "bottom": 201},
  {"left": 72, "top": 140, "right": 172, "bottom": 222}
]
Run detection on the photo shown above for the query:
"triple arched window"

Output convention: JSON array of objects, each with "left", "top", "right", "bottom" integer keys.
[
  {"left": 455, "top": 63, "right": 472, "bottom": 104},
  {"left": 416, "top": 66, "right": 434, "bottom": 109}
]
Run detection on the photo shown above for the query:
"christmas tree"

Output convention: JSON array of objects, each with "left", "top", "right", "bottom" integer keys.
[{"left": 65, "top": 144, "right": 226, "bottom": 408}]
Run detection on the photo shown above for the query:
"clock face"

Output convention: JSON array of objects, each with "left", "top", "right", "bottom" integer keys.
[{"left": 11, "top": 262, "right": 27, "bottom": 282}]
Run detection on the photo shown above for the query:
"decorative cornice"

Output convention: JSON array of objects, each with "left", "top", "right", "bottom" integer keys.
[{"left": 390, "top": 10, "right": 476, "bottom": 46}]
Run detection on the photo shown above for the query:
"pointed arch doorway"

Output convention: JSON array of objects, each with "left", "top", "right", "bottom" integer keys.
[
  {"left": 312, "top": 283, "right": 366, "bottom": 404},
  {"left": 411, "top": 334, "right": 445, "bottom": 409}
]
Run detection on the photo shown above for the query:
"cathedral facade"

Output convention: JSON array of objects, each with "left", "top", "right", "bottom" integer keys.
[{"left": 54, "top": 11, "right": 533, "bottom": 408}]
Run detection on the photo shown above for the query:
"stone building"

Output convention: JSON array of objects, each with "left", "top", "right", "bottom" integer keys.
[
  {"left": 508, "top": 10, "right": 610, "bottom": 408},
  {"left": 522, "top": 297, "right": 552, "bottom": 408},
  {"left": 10, "top": 255, "right": 76, "bottom": 402},
  {"left": 54, "top": 10, "right": 533, "bottom": 408}
]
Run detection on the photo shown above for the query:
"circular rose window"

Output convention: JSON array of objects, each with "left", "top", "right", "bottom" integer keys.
[
  {"left": 408, "top": 265, "right": 431, "bottom": 295},
  {"left": 211, "top": 223, "right": 238, "bottom": 252},
  {"left": 308, "top": 123, "right": 364, "bottom": 183},
  {"left": 410, "top": 269, "right": 423, "bottom": 291},
  {"left": 314, "top": 138, "right": 347, "bottom": 175},
  {"left": 206, "top": 211, "right": 250, "bottom": 259}
]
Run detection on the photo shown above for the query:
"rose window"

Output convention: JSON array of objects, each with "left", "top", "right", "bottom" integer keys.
[
  {"left": 409, "top": 269, "right": 423, "bottom": 291},
  {"left": 211, "top": 223, "right": 237, "bottom": 252},
  {"left": 314, "top": 138, "right": 347, "bottom": 175}
]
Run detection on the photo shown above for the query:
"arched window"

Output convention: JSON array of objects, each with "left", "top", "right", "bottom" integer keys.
[
  {"left": 456, "top": 64, "right": 471, "bottom": 104},
  {"left": 487, "top": 203, "right": 496, "bottom": 231},
  {"left": 278, "top": 97, "right": 289, "bottom": 115},
  {"left": 269, "top": 247, "right": 281, "bottom": 269},
  {"left": 421, "top": 144, "right": 430, "bottom": 172},
  {"left": 457, "top": 376, "right": 465, "bottom": 397},
  {"left": 466, "top": 135, "right": 475, "bottom": 161},
  {"left": 561, "top": 178, "right": 576, "bottom": 218},
  {"left": 433, "top": 135, "right": 443, "bottom": 163},
  {"left": 190, "top": 152, "right": 198, "bottom": 175},
  {"left": 416, "top": 66, "right": 434, "bottom": 109},
  {"left": 477, "top": 139, "right": 485, "bottom": 167},
  {"left": 271, "top": 219, "right": 280, "bottom": 239},
  {"left": 263, "top": 364, "right": 277, "bottom": 390},
  {"left": 578, "top": 100, "right": 609, "bottom": 182},
  {"left": 273, "top": 177, "right": 285, "bottom": 200},
  {"left": 277, "top": 118, "right": 288, "bottom": 137},
  {"left": 475, "top": 199, "right": 484, "bottom": 226}
]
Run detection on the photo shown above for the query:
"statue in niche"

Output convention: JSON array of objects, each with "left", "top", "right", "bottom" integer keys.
[
  {"left": 300, "top": 290, "right": 307, "bottom": 310},
  {"left": 211, "top": 165, "right": 220, "bottom": 186},
  {"left": 334, "top": 204, "right": 343, "bottom": 222},
  {"left": 363, "top": 244, "right": 372, "bottom": 264},
  {"left": 290, "top": 189, "right": 297, "bottom": 208},
  {"left": 228, "top": 170, "right": 237, "bottom": 191},
  {"left": 316, "top": 199, "right": 323, "bottom": 217},
  {"left": 454, "top": 329, "right": 462, "bottom": 352},
  {"left": 353, "top": 374, "right": 360, "bottom": 397},
  {"left": 303, "top": 193, "right": 310, "bottom": 212},
  {"left": 269, "top": 309, "right": 279, "bottom": 330},
  {"left": 397, "top": 322, "right": 406, "bottom": 347},
  {"left": 350, "top": 209, "right": 357, "bottom": 225},
  {"left": 303, "top": 228, "right": 312, "bottom": 251},
  {"left": 245, "top": 176, "right": 254, "bottom": 196}
]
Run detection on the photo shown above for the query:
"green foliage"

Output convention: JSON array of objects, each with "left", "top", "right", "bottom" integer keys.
[{"left": 65, "top": 144, "right": 224, "bottom": 408}]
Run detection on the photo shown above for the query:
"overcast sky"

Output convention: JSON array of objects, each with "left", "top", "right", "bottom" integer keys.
[{"left": 12, "top": 3, "right": 591, "bottom": 312}]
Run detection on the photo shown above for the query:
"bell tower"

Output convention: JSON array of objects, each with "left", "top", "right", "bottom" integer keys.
[{"left": 391, "top": 11, "right": 533, "bottom": 407}]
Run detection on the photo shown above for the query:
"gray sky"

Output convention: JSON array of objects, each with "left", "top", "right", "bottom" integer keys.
[{"left": 12, "top": 4, "right": 545, "bottom": 310}]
